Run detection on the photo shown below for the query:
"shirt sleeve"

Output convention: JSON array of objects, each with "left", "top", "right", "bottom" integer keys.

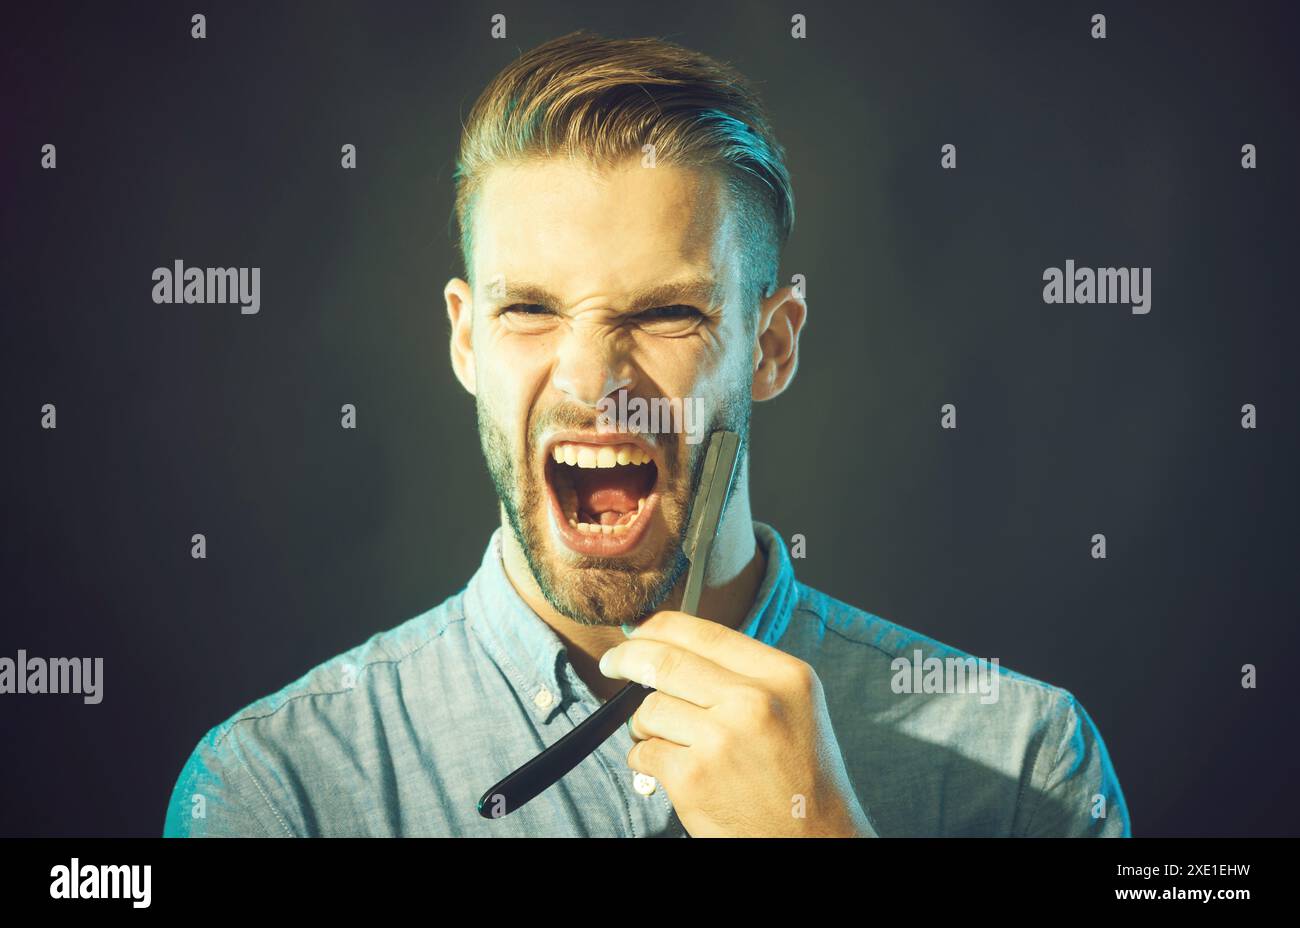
[
  {"left": 1020, "top": 688, "right": 1131, "bottom": 837},
  {"left": 163, "top": 727, "right": 294, "bottom": 838}
]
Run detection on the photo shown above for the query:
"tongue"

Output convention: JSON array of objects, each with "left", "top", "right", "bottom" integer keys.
[{"left": 572, "top": 469, "right": 643, "bottom": 520}]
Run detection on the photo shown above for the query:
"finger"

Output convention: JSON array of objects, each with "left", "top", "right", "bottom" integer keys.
[
  {"left": 628, "top": 689, "right": 713, "bottom": 747},
  {"left": 627, "top": 736, "right": 688, "bottom": 784},
  {"left": 630, "top": 610, "right": 789, "bottom": 678},
  {"left": 601, "top": 638, "right": 742, "bottom": 707}
]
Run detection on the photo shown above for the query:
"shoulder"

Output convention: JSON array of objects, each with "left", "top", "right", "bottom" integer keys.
[
  {"left": 778, "top": 581, "right": 1128, "bottom": 836},
  {"left": 783, "top": 580, "right": 1062, "bottom": 713},
  {"left": 209, "top": 593, "right": 468, "bottom": 748},
  {"left": 163, "top": 593, "right": 470, "bottom": 836}
]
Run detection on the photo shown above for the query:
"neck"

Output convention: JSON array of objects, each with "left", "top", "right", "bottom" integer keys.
[{"left": 500, "top": 470, "right": 766, "bottom": 700}]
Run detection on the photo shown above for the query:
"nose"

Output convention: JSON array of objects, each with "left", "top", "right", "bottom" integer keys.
[{"left": 551, "top": 326, "right": 634, "bottom": 409}]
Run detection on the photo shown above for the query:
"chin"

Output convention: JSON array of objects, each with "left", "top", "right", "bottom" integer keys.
[{"left": 525, "top": 522, "right": 686, "bottom": 627}]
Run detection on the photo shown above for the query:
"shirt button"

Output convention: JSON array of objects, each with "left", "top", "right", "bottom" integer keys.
[
  {"left": 533, "top": 688, "right": 554, "bottom": 710},
  {"left": 633, "top": 772, "right": 657, "bottom": 796}
]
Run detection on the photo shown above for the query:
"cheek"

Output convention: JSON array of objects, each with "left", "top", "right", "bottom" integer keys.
[
  {"left": 484, "top": 323, "right": 555, "bottom": 364},
  {"left": 475, "top": 369, "right": 530, "bottom": 456},
  {"left": 481, "top": 329, "right": 554, "bottom": 400},
  {"left": 633, "top": 335, "right": 733, "bottom": 402},
  {"left": 629, "top": 328, "right": 688, "bottom": 378}
]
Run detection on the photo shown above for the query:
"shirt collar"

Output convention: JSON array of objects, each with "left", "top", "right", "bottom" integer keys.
[{"left": 465, "top": 521, "right": 798, "bottom": 721}]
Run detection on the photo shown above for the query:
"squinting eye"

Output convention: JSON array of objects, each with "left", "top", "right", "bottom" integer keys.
[
  {"left": 638, "top": 305, "right": 701, "bottom": 320},
  {"left": 501, "top": 304, "right": 551, "bottom": 316}
]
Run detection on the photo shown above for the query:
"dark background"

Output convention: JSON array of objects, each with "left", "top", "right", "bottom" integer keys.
[{"left": 1, "top": 0, "right": 1296, "bottom": 837}]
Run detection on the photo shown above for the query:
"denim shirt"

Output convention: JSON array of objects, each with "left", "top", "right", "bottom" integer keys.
[{"left": 163, "top": 522, "right": 1130, "bottom": 837}]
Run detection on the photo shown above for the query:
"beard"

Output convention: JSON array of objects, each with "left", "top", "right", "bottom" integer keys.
[{"left": 476, "top": 383, "right": 750, "bottom": 627}]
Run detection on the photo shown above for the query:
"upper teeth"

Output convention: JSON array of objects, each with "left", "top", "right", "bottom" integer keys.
[{"left": 551, "top": 442, "right": 652, "bottom": 468}]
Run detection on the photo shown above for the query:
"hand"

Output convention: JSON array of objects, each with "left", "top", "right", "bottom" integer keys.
[{"left": 599, "top": 610, "right": 877, "bottom": 837}]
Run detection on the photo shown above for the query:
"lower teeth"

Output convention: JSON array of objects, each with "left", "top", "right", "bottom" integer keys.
[{"left": 567, "top": 498, "right": 646, "bottom": 536}]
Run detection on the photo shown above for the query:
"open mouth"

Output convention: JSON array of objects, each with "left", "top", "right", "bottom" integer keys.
[{"left": 543, "top": 439, "right": 662, "bottom": 556}]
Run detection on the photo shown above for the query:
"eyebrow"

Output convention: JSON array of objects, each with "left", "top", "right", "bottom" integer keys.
[{"left": 488, "top": 277, "right": 721, "bottom": 312}]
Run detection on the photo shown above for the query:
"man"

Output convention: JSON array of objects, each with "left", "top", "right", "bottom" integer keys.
[{"left": 164, "top": 30, "right": 1129, "bottom": 838}]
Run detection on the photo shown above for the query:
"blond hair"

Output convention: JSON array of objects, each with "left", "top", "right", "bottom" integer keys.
[{"left": 452, "top": 30, "right": 794, "bottom": 305}]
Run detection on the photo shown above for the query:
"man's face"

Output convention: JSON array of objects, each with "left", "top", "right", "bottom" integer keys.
[{"left": 462, "top": 156, "right": 754, "bottom": 626}]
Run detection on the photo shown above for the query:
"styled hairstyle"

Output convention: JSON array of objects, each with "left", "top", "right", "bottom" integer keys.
[{"left": 452, "top": 30, "right": 794, "bottom": 308}]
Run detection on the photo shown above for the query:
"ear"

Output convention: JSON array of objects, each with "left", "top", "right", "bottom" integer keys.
[
  {"left": 751, "top": 283, "right": 807, "bottom": 402},
  {"left": 445, "top": 277, "right": 477, "bottom": 396}
]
